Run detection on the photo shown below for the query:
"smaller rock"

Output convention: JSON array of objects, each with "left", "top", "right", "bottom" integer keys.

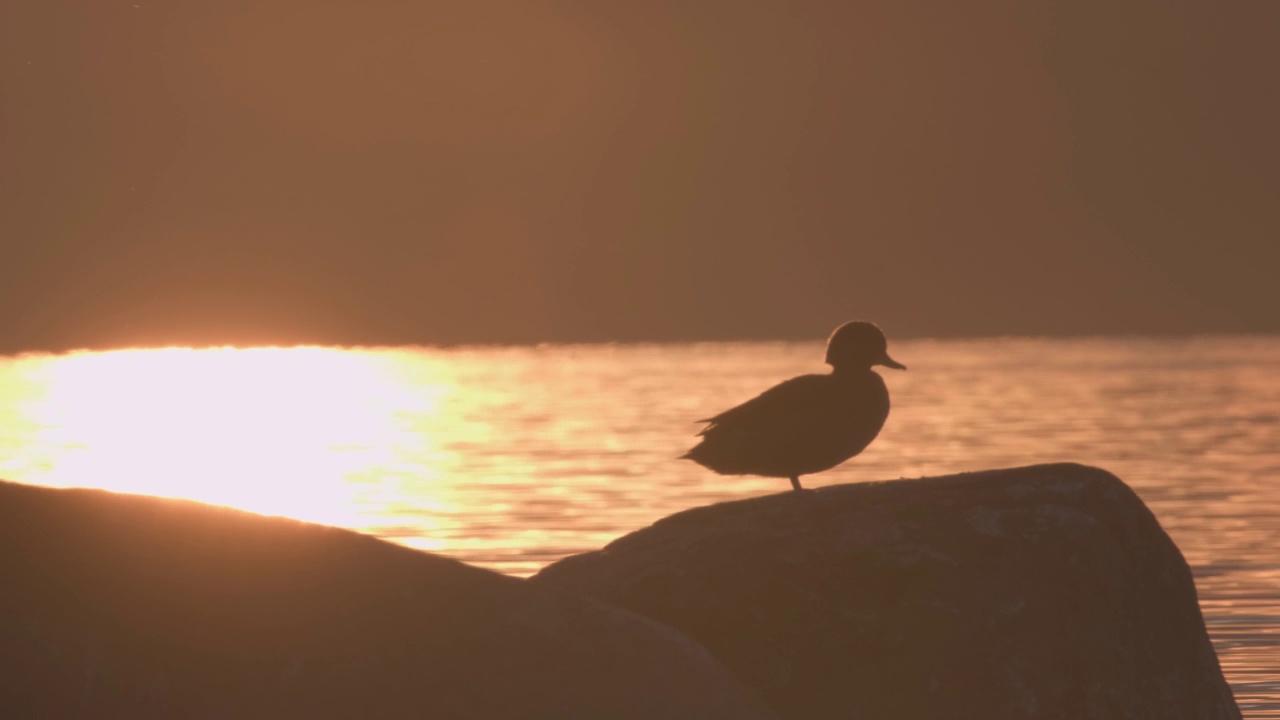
[
  {"left": 0, "top": 480, "right": 776, "bottom": 720},
  {"left": 535, "top": 463, "right": 1241, "bottom": 719}
]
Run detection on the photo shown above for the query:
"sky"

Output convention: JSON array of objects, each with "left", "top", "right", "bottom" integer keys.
[{"left": 1, "top": 1, "right": 1277, "bottom": 351}]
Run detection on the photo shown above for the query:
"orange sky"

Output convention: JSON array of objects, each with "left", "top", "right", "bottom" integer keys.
[{"left": 1, "top": 1, "right": 1276, "bottom": 350}]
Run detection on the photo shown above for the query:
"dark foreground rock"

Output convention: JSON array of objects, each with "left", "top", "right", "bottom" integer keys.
[
  {"left": 0, "top": 481, "right": 775, "bottom": 720},
  {"left": 535, "top": 463, "right": 1241, "bottom": 719}
]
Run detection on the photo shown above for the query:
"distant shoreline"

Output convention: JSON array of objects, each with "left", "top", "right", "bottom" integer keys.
[{"left": 3, "top": 329, "right": 1279, "bottom": 357}]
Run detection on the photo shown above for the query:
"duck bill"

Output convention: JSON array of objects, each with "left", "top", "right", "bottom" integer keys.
[{"left": 878, "top": 353, "right": 907, "bottom": 370}]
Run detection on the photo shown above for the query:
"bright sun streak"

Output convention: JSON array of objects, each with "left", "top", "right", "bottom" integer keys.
[{"left": 4, "top": 347, "right": 453, "bottom": 529}]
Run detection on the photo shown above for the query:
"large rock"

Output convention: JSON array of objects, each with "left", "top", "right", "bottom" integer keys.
[
  {"left": 534, "top": 463, "right": 1241, "bottom": 719},
  {"left": 0, "top": 480, "right": 775, "bottom": 720}
]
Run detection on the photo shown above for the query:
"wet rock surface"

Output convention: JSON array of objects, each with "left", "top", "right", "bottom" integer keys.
[
  {"left": 0, "top": 480, "right": 775, "bottom": 720},
  {"left": 535, "top": 463, "right": 1241, "bottom": 719}
]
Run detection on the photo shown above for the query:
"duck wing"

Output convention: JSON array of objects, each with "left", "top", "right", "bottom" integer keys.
[
  {"left": 697, "top": 374, "right": 830, "bottom": 436},
  {"left": 686, "top": 372, "right": 888, "bottom": 478}
]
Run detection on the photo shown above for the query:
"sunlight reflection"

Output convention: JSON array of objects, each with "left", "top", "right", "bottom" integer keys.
[
  {"left": 5, "top": 347, "right": 455, "bottom": 530},
  {"left": 1, "top": 337, "right": 1277, "bottom": 712}
]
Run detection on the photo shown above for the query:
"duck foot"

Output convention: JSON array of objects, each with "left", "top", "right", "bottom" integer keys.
[{"left": 789, "top": 476, "right": 803, "bottom": 491}]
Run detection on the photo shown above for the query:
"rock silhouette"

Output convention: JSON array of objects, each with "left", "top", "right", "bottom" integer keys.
[
  {"left": 535, "top": 463, "right": 1241, "bottom": 719},
  {"left": 0, "top": 480, "right": 774, "bottom": 720}
]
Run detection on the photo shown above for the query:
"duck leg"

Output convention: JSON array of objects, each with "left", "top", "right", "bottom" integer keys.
[{"left": 789, "top": 475, "right": 802, "bottom": 491}]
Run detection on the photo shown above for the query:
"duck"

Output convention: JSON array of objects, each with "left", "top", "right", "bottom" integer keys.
[{"left": 682, "top": 321, "right": 905, "bottom": 491}]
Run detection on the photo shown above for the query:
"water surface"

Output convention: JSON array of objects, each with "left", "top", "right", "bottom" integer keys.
[{"left": 1, "top": 336, "right": 1277, "bottom": 713}]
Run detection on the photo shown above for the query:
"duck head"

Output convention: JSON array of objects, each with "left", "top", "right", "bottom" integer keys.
[{"left": 824, "top": 321, "right": 907, "bottom": 371}]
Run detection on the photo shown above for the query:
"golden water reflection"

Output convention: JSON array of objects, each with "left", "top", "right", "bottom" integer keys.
[
  {"left": 1, "top": 347, "right": 455, "bottom": 538},
  {"left": 1, "top": 338, "right": 1278, "bottom": 714}
]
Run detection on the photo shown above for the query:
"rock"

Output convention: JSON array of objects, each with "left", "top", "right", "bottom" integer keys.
[
  {"left": 534, "top": 463, "right": 1242, "bottom": 719},
  {"left": 0, "top": 480, "right": 775, "bottom": 720}
]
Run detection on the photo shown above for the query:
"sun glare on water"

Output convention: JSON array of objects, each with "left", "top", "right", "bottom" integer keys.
[{"left": 0, "top": 347, "right": 454, "bottom": 530}]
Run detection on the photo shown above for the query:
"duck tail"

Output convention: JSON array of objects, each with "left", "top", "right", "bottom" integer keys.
[{"left": 679, "top": 440, "right": 706, "bottom": 461}]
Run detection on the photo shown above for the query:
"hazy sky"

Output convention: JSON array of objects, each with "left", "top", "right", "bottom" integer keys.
[{"left": 2, "top": 1, "right": 1277, "bottom": 351}]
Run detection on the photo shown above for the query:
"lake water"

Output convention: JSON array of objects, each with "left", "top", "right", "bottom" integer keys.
[{"left": 1, "top": 336, "right": 1277, "bottom": 714}]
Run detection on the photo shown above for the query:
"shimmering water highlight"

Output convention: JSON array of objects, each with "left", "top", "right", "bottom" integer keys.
[{"left": 1, "top": 336, "right": 1276, "bottom": 713}]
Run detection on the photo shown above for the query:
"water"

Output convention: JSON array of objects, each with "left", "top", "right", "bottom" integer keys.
[{"left": 1, "top": 336, "right": 1277, "bottom": 713}]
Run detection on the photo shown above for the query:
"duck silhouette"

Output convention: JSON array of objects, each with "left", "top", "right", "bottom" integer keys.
[{"left": 683, "top": 321, "right": 905, "bottom": 491}]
